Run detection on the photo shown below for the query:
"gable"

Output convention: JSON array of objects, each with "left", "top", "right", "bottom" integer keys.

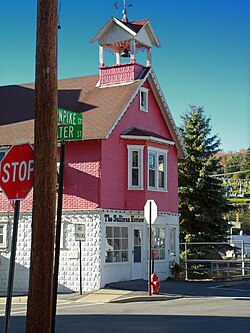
[
  {"left": 99, "top": 21, "right": 134, "bottom": 47},
  {"left": 0, "top": 71, "right": 186, "bottom": 157}
]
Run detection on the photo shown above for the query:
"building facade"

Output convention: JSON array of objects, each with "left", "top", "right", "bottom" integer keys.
[{"left": 0, "top": 13, "right": 186, "bottom": 293}]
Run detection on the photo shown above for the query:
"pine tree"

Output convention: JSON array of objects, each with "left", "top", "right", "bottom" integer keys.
[{"left": 178, "top": 105, "right": 229, "bottom": 243}]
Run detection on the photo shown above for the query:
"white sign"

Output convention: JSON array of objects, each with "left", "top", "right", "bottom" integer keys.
[
  {"left": 144, "top": 200, "right": 157, "bottom": 224},
  {"left": 75, "top": 224, "right": 85, "bottom": 241}
]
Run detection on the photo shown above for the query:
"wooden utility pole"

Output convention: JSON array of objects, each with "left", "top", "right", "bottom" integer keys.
[{"left": 26, "top": 1, "right": 58, "bottom": 332}]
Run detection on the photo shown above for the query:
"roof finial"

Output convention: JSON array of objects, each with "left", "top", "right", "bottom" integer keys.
[{"left": 114, "top": 0, "right": 133, "bottom": 23}]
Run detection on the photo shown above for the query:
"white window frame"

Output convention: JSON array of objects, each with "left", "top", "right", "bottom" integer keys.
[
  {"left": 148, "top": 147, "right": 168, "bottom": 191},
  {"left": 140, "top": 87, "right": 149, "bottom": 112},
  {"left": 127, "top": 145, "right": 144, "bottom": 190},
  {"left": 152, "top": 226, "right": 165, "bottom": 260},
  {"left": 0, "top": 223, "right": 8, "bottom": 249},
  {"left": 105, "top": 225, "right": 129, "bottom": 263}
]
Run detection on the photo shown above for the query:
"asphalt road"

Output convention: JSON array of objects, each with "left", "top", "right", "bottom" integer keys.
[{"left": 1, "top": 280, "right": 250, "bottom": 333}]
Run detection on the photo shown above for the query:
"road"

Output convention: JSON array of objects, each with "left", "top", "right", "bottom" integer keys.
[{"left": 1, "top": 280, "right": 250, "bottom": 333}]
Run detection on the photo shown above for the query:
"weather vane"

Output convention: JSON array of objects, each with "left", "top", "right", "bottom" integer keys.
[{"left": 114, "top": 0, "right": 133, "bottom": 22}]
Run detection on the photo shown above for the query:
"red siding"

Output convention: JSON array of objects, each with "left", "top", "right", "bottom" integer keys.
[{"left": 100, "top": 81, "right": 179, "bottom": 213}]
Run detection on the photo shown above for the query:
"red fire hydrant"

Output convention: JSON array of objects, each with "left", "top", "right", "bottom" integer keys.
[{"left": 151, "top": 273, "right": 160, "bottom": 294}]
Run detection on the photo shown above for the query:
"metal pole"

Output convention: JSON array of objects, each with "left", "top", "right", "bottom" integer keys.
[
  {"left": 185, "top": 242, "right": 188, "bottom": 280},
  {"left": 3, "top": 200, "right": 20, "bottom": 333},
  {"left": 51, "top": 139, "right": 65, "bottom": 333},
  {"left": 148, "top": 201, "right": 152, "bottom": 296},
  {"left": 241, "top": 241, "right": 245, "bottom": 276},
  {"left": 79, "top": 241, "right": 82, "bottom": 295}
]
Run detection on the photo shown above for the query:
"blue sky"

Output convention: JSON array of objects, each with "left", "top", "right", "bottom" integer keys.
[{"left": 0, "top": 0, "right": 249, "bottom": 152}]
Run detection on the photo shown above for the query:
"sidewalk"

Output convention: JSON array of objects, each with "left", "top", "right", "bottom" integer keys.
[
  {"left": 1, "top": 278, "right": 250, "bottom": 304},
  {"left": 0, "top": 279, "right": 179, "bottom": 305}
]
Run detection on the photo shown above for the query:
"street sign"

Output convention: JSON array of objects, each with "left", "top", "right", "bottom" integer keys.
[
  {"left": 57, "top": 108, "right": 83, "bottom": 141},
  {"left": 0, "top": 143, "right": 34, "bottom": 200},
  {"left": 144, "top": 199, "right": 157, "bottom": 224},
  {"left": 75, "top": 224, "right": 85, "bottom": 241}
]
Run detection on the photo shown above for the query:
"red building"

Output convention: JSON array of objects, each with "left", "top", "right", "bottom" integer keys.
[{"left": 0, "top": 12, "right": 186, "bottom": 292}]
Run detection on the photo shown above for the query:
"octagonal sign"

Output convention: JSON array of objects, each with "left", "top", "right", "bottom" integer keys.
[{"left": 0, "top": 143, "right": 34, "bottom": 200}]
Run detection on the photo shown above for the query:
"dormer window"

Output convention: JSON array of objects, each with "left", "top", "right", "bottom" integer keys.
[{"left": 140, "top": 87, "right": 149, "bottom": 112}]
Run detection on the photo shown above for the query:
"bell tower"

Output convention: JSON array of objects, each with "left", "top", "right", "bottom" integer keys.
[{"left": 90, "top": 4, "right": 160, "bottom": 86}]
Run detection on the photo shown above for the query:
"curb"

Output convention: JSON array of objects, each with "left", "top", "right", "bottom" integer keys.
[{"left": 110, "top": 294, "right": 182, "bottom": 303}]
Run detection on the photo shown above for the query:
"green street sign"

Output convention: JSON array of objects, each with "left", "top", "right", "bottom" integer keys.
[{"left": 57, "top": 108, "right": 83, "bottom": 141}]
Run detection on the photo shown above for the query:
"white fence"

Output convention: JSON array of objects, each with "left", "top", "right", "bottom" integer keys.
[{"left": 180, "top": 242, "right": 250, "bottom": 280}]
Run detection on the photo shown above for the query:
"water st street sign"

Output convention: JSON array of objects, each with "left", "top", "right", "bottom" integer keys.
[{"left": 57, "top": 108, "right": 83, "bottom": 141}]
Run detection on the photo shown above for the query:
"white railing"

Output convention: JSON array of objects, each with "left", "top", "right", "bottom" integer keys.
[{"left": 180, "top": 242, "right": 250, "bottom": 280}]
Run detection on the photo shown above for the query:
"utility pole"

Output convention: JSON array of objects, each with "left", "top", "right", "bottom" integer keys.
[{"left": 26, "top": 1, "right": 58, "bottom": 332}]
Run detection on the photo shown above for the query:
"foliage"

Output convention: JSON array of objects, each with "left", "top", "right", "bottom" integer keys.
[
  {"left": 171, "top": 262, "right": 183, "bottom": 274},
  {"left": 221, "top": 147, "right": 250, "bottom": 179},
  {"left": 178, "top": 105, "right": 229, "bottom": 243}
]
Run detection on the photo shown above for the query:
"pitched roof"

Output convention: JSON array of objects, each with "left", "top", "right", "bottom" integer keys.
[
  {"left": 0, "top": 75, "right": 141, "bottom": 145},
  {"left": 90, "top": 17, "right": 160, "bottom": 49},
  {"left": 0, "top": 70, "right": 186, "bottom": 157},
  {"left": 121, "top": 127, "right": 175, "bottom": 146}
]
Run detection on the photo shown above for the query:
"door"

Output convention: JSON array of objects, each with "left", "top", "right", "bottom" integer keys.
[{"left": 132, "top": 226, "right": 143, "bottom": 279}]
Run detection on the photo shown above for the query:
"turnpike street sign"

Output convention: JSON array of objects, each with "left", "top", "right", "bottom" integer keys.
[
  {"left": 57, "top": 108, "right": 83, "bottom": 141},
  {"left": 0, "top": 143, "right": 34, "bottom": 200}
]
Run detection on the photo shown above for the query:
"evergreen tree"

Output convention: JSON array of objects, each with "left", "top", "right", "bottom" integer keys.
[{"left": 178, "top": 105, "right": 229, "bottom": 243}]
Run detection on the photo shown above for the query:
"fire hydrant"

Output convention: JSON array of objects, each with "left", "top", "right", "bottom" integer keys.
[{"left": 151, "top": 273, "right": 160, "bottom": 294}]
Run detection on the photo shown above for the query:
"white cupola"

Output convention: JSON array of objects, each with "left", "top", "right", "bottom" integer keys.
[{"left": 90, "top": 9, "right": 160, "bottom": 86}]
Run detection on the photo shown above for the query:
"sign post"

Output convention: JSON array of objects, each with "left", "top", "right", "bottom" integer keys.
[
  {"left": 0, "top": 143, "right": 34, "bottom": 333},
  {"left": 144, "top": 199, "right": 157, "bottom": 296},
  {"left": 75, "top": 224, "right": 85, "bottom": 295},
  {"left": 51, "top": 139, "right": 65, "bottom": 333},
  {"left": 51, "top": 114, "right": 82, "bottom": 333}
]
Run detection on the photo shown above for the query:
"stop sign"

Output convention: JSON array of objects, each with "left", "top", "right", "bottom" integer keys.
[
  {"left": 0, "top": 143, "right": 34, "bottom": 200},
  {"left": 144, "top": 199, "right": 158, "bottom": 224}
]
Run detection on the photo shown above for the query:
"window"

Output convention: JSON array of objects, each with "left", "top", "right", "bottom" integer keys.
[
  {"left": 152, "top": 227, "right": 165, "bottom": 260},
  {"left": 127, "top": 145, "right": 144, "bottom": 190},
  {"left": 148, "top": 147, "right": 167, "bottom": 191},
  {"left": 169, "top": 228, "right": 176, "bottom": 255},
  {"left": 0, "top": 223, "right": 8, "bottom": 249},
  {"left": 105, "top": 226, "right": 128, "bottom": 263},
  {"left": 140, "top": 87, "right": 149, "bottom": 112}
]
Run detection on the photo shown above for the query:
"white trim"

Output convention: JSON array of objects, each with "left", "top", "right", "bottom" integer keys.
[
  {"left": 140, "top": 87, "right": 149, "bottom": 112},
  {"left": 144, "top": 20, "right": 161, "bottom": 47},
  {"left": 102, "top": 67, "right": 186, "bottom": 158},
  {"left": 121, "top": 134, "right": 175, "bottom": 146},
  {"left": 127, "top": 145, "right": 144, "bottom": 190},
  {"left": 90, "top": 17, "right": 136, "bottom": 44},
  {"left": 0, "top": 222, "right": 8, "bottom": 249},
  {"left": 148, "top": 70, "right": 187, "bottom": 157}
]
